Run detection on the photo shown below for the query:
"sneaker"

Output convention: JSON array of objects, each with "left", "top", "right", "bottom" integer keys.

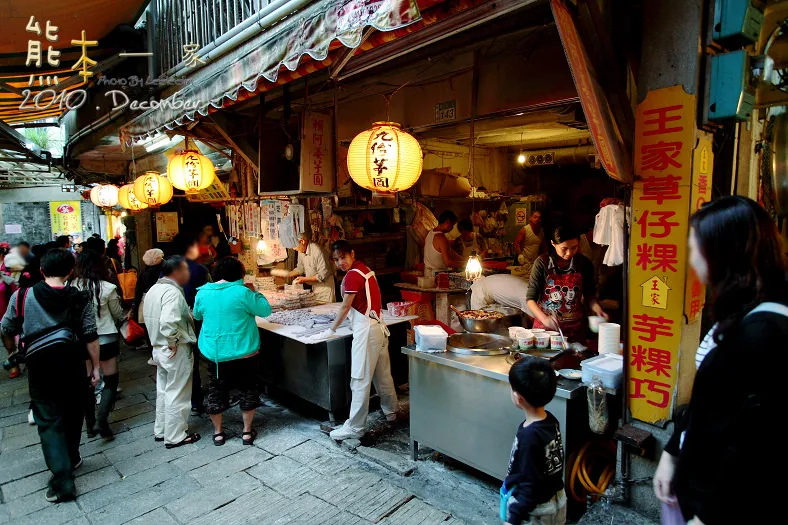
[
  {"left": 45, "top": 488, "right": 76, "bottom": 503},
  {"left": 28, "top": 409, "right": 35, "bottom": 425},
  {"left": 147, "top": 358, "right": 155, "bottom": 366},
  {"left": 329, "top": 423, "right": 363, "bottom": 441}
]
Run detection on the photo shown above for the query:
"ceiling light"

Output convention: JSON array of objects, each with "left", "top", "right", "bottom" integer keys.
[
  {"left": 145, "top": 134, "right": 175, "bottom": 152},
  {"left": 517, "top": 153, "right": 526, "bottom": 164}
]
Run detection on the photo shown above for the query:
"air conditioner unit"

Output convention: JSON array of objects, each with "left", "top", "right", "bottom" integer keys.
[
  {"left": 526, "top": 151, "right": 556, "bottom": 166},
  {"left": 523, "top": 145, "right": 596, "bottom": 168}
]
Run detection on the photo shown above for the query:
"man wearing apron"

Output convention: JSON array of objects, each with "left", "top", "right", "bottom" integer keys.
[{"left": 328, "top": 240, "right": 398, "bottom": 441}]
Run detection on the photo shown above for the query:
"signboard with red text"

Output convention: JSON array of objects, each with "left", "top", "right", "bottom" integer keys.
[
  {"left": 300, "top": 111, "right": 334, "bottom": 192},
  {"left": 684, "top": 133, "right": 714, "bottom": 322},
  {"left": 628, "top": 86, "right": 695, "bottom": 424}
]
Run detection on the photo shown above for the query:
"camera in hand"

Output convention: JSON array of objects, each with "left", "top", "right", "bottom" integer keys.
[{"left": 2, "top": 351, "right": 24, "bottom": 371}]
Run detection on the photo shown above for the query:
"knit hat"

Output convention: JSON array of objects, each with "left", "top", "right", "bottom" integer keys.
[
  {"left": 3, "top": 252, "right": 26, "bottom": 272},
  {"left": 142, "top": 248, "right": 164, "bottom": 266}
]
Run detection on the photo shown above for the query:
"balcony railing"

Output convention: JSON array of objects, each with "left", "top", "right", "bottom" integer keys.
[{"left": 149, "top": 0, "right": 280, "bottom": 77}]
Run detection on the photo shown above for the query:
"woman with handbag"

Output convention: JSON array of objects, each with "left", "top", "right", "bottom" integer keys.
[
  {"left": 653, "top": 196, "right": 788, "bottom": 525},
  {"left": 72, "top": 249, "right": 127, "bottom": 440}
]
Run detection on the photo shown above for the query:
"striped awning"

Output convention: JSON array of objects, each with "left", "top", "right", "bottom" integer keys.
[{"left": 123, "top": 0, "right": 423, "bottom": 141}]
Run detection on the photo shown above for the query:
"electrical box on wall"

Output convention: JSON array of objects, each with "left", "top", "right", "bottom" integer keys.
[
  {"left": 713, "top": 0, "right": 764, "bottom": 47},
  {"left": 709, "top": 50, "right": 755, "bottom": 121}
]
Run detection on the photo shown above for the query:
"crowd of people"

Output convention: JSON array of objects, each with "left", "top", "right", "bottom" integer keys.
[{"left": 0, "top": 195, "right": 783, "bottom": 524}]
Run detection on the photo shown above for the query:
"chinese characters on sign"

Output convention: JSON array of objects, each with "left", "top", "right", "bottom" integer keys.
[
  {"left": 49, "top": 201, "right": 81, "bottom": 241},
  {"left": 300, "top": 112, "right": 334, "bottom": 192},
  {"left": 155, "top": 212, "right": 179, "bottom": 243},
  {"left": 628, "top": 86, "right": 695, "bottom": 424},
  {"left": 24, "top": 16, "right": 96, "bottom": 87},
  {"left": 684, "top": 133, "right": 714, "bottom": 322},
  {"left": 183, "top": 43, "right": 205, "bottom": 68}
]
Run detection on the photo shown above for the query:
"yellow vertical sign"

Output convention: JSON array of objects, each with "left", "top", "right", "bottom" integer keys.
[
  {"left": 684, "top": 133, "right": 714, "bottom": 322},
  {"left": 50, "top": 201, "right": 82, "bottom": 240},
  {"left": 628, "top": 86, "right": 695, "bottom": 424}
]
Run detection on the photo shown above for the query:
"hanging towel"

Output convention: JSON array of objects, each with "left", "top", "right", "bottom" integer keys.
[{"left": 593, "top": 204, "right": 626, "bottom": 266}]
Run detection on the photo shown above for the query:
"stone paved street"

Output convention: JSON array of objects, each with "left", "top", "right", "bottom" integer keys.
[{"left": 0, "top": 347, "right": 499, "bottom": 524}]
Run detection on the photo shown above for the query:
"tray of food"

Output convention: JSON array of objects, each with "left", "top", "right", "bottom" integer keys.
[{"left": 451, "top": 306, "right": 505, "bottom": 333}]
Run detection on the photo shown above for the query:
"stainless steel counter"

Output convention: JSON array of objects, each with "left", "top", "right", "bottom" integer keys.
[
  {"left": 403, "top": 346, "right": 586, "bottom": 480},
  {"left": 401, "top": 348, "right": 584, "bottom": 400}
]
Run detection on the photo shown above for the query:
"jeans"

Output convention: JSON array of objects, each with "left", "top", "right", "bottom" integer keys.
[{"left": 27, "top": 343, "right": 85, "bottom": 496}]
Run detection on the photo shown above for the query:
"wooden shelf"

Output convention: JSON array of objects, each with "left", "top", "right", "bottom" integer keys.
[
  {"left": 345, "top": 233, "right": 405, "bottom": 245},
  {"left": 333, "top": 205, "right": 395, "bottom": 212}
]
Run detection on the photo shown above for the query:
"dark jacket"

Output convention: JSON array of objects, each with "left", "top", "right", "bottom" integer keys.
[
  {"left": 184, "top": 260, "right": 210, "bottom": 308},
  {"left": 132, "top": 263, "right": 162, "bottom": 313},
  {"left": 666, "top": 300, "right": 788, "bottom": 524}
]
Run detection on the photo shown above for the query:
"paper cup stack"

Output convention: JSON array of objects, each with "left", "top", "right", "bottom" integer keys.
[{"left": 598, "top": 323, "right": 621, "bottom": 355}]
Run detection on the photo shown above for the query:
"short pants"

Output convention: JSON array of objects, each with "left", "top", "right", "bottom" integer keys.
[{"left": 205, "top": 354, "right": 261, "bottom": 414}]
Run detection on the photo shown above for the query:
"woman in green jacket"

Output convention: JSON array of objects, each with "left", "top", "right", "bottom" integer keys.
[{"left": 193, "top": 257, "right": 271, "bottom": 446}]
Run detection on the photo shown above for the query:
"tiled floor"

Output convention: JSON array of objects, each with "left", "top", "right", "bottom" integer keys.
[{"left": 0, "top": 347, "right": 499, "bottom": 524}]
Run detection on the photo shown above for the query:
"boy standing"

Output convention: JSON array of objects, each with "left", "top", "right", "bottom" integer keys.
[{"left": 502, "top": 357, "right": 566, "bottom": 525}]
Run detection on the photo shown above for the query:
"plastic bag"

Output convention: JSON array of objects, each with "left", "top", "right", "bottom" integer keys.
[{"left": 119, "top": 319, "right": 145, "bottom": 345}]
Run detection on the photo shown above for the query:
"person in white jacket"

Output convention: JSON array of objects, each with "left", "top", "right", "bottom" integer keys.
[
  {"left": 72, "top": 249, "right": 126, "bottom": 440},
  {"left": 143, "top": 256, "right": 201, "bottom": 448}
]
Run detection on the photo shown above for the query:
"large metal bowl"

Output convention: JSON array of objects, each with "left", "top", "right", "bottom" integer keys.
[{"left": 458, "top": 315, "right": 502, "bottom": 333}]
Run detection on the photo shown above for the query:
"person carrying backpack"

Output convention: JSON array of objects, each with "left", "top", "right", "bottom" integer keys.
[{"left": 1, "top": 249, "right": 100, "bottom": 503}]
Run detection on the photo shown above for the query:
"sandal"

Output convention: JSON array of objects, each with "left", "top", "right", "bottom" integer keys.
[
  {"left": 213, "top": 431, "right": 226, "bottom": 447},
  {"left": 241, "top": 430, "right": 257, "bottom": 446},
  {"left": 165, "top": 433, "right": 201, "bottom": 449}
]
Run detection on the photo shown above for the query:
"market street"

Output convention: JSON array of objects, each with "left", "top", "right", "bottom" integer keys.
[{"left": 0, "top": 347, "right": 499, "bottom": 525}]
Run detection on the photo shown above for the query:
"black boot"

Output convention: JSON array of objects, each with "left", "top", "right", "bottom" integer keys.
[
  {"left": 84, "top": 379, "right": 97, "bottom": 438},
  {"left": 96, "top": 373, "right": 119, "bottom": 440}
]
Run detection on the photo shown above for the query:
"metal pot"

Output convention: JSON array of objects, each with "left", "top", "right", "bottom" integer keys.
[
  {"left": 482, "top": 306, "right": 521, "bottom": 329},
  {"left": 458, "top": 315, "right": 502, "bottom": 333}
]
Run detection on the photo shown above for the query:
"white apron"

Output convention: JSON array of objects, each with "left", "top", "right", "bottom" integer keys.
[{"left": 343, "top": 268, "right": 389, "bottom": 379}]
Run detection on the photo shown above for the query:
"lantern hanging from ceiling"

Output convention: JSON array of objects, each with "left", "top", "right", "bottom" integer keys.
[
  {"left": 167, "top": 147, "right": 216, "bottom": 193},
  {"left": 89, "top": 184, "right": 119, "bottom": 208},
  {"left": 346, "top": 122, "right": 423, "bottom": 193},
  {"left": 133, "top": 171, "right": 173, "bottom": 207},
  {"left": 118, "top": 183, "right": 148, "bottom": 211}
]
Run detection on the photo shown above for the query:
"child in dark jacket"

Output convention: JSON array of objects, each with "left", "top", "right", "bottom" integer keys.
[{"left": 501, "top": 357, "right": 566, "bottom": 525}]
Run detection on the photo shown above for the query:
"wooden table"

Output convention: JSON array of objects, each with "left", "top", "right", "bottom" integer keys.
[{"left": 393, "top": 283, "right": 467, "bottom": 325}]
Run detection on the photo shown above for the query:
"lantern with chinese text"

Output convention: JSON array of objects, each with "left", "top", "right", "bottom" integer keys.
[
  {"left": 167, "top": 148, "right": 215, "bottom": 193},
  {"left": 89, "top": 184, "right": 119, "bottom": 208},
  {"left": 117, "top": 184, "right": 148, "bottom": 211},
  {"left": 346, "top": 122, "right": 423, "bottom": 193},
  {"left": 133, "top": 171, "right": 173, "bottom": 207}
]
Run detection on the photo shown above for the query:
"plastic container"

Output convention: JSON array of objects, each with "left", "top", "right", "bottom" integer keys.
[
  {"left": 414, "top": 325, "right": 449, "bottom": 353},
  {"left": 387, "top": 301, "right": 415, "bottom": 317},
  {"left": 550, "top": 335, "right": 567, "bottom": 350},
  {"left": 534, "top": 333, "right": 551, "bottom": 349},
  {"left": 518, "top": 332, "right": 535, "bottom": 350},
  {"left": 581, "top": 354, "right": 624, "bottom": 390}
]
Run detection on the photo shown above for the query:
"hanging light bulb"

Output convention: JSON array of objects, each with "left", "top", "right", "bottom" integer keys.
[
  {"left": 256, "top": 235, "right": 267, "bottom": 255},
  {"left": 465, "top": 250, "right": 483, "bottom": 282},
  {"left": 516, "top": 131, "right": 526, "bottom": 165}
]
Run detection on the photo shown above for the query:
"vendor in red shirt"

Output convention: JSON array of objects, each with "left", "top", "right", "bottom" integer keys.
[{"left": 328, "top": 240, "right": 398, "bottom": 441}]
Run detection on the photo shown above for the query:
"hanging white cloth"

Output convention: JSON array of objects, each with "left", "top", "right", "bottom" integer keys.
[{"left": 593, "top": 204, "right": 626, "bottom": 266}]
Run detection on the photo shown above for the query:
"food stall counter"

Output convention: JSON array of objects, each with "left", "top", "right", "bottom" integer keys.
[
  {"left": 403, "top": 346, "right": 586, "bottom": 480},
  {"left": 256, "top": 303, "right": 416, "bottom": 422}
]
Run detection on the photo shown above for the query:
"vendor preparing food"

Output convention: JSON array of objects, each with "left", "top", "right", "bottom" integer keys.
[
  {"left": 327, "top": 240, "right": 397, "bottom": 441},
  {"left": 514, "top": 211, "right": 546, "bottom": 278},
  {"left": 424, "top": 210, "right": 464, "bottom": 277},
  {"left": 285, "top": 232, "right": 336, "bottom": 303},
  {"left": 526, "top": 224, "right": 607, "bottom": 341},
  {"left": 454, "top": 219, "right": 488, "bottom": 259},
  {"left": 468, "top": 274, "right": 531, "bottom": 316}
]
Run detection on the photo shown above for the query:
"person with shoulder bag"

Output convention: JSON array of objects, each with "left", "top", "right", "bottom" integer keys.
[
  {"left": 653, "top": 196, "right": 787, "bottom": 525},
  {"left": 1, "top": 249, "right": 100, "bottom": 503}
]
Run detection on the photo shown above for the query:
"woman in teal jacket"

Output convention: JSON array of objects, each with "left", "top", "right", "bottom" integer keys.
[{"left": 193, "top": 257, "right": 271, "bottom": 446}]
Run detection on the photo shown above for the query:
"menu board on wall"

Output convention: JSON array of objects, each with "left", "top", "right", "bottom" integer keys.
[
  {"left": 50, "top": 201, "right": 82, "bottom": 242},
  {"left": 155, "top": 212, "right": 179, "bottom": 243}
]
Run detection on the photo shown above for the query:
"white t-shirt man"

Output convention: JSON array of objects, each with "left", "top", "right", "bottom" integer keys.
[{"left": 469, "top": 274, "right": 532, "bottom": 316}]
